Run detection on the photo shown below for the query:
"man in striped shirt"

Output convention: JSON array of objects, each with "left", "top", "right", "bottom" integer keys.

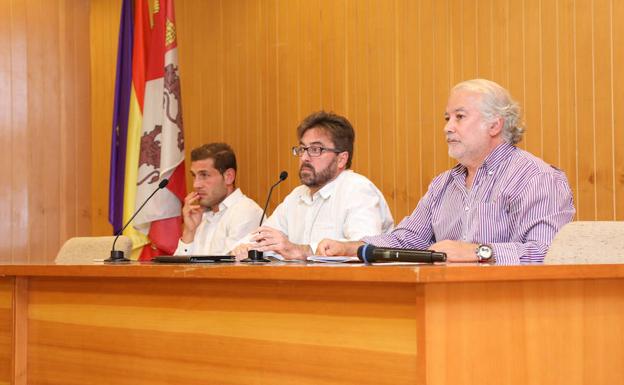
[{"left": 316, "top": 79, "right": 575, "bottom": 264}]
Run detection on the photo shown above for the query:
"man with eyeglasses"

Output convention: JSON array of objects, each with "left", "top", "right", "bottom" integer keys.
[
  {"left": 174, "top": 143, "right": 263, "bottom": 256},
  {"left": 232, "top": 111, "right": 394, "bottom": 260}
]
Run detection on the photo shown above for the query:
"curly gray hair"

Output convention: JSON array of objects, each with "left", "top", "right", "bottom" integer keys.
[{"left": 451, "top": 79, "right": 525, "bottom": 145}]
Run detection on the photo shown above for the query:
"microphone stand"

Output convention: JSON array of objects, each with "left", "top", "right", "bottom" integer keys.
[
  {"left": 105, "top": 179, "right": 169, "bottom": 263},
  {"left": 242, "top": 172, "right": 288, "bottom": 263}
]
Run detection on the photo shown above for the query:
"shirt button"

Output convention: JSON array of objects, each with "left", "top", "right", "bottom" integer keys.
[
  {"left": 464, "top": 206, "right": 470, "bottom": 211},
  {"left": 487, "top": 171, "right": 493, "bottom": 176}
]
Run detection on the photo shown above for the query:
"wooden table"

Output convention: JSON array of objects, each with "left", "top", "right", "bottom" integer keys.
[{"left": 1, "top": 261, "right": 623, "bottom": 385}]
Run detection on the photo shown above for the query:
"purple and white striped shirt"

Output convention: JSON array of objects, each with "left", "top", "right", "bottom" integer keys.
[{"left": 363, "top": 143, "right": 575, "bottom": 264}]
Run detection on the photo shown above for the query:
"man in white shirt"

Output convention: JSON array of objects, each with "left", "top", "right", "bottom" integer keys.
[
  {"left": 232, "top": 111, "right": 394, "bottom": 260},
  {"left": 174, "top": 143, "right": 263, "bottom": 255}
]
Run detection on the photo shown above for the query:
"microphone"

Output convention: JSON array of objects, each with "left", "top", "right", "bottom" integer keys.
[
  {"left": 259, "top": 171, "right": 288, "bottom": 226},
  {"left": 106, "top": 178, "right": 170, "bottom": 263},
  {"left": 242, "top": 171, "right": 288, "bottom": 263},
  {"left": 357, "top": 244, "right": 446, "bottom": 264}
]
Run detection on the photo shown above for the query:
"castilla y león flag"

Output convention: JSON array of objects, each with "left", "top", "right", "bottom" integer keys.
[{"left": 109, "top": 0, "right": 186, "bottom": 260}]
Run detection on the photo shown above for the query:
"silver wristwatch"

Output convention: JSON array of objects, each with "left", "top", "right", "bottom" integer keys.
[{"left": 476, "top": 244, "right": 494, "bottom": 262}]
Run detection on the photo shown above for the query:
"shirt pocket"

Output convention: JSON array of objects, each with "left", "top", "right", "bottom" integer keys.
[{"left": 470, "top": 201, "right": 512, "bottom": 243}]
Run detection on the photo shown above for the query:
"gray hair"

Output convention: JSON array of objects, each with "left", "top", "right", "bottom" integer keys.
[{"left": 451, "top": 79, "right": 525, "bottom": 145}]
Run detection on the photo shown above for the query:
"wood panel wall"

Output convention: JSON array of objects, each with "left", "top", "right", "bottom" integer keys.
[
  {"left": 92, "top": 0, "right": 624, "bottom": 239},
  {"left": 0, "top": 0, "right": 91, "bottom": 262}
]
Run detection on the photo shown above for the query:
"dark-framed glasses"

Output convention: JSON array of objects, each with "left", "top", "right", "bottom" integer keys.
[{"left": 291, "top": 145, "right": 341, "bottom": 157}]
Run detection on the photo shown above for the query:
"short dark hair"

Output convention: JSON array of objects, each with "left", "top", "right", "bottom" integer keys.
[
  {"left": 190, "top": 143, "right": 237, "bottom": 175},
  {"left": 296, "top": 111, "right": 355, "bottom": 168}
]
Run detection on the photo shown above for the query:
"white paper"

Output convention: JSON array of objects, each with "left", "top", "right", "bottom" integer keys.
[{"left": 306, "top": 256, "right": 360, "bottom": 263}]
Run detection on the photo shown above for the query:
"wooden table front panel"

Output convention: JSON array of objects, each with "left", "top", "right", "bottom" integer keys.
[
  {"left": 425, "top": 279, "right": 624, "bottom": 385},
  {"left": 25, "top": 277, "right": 424, "bottom": 385},
  {"left": 0, "top": 278, "right": 13, "bottom": 385}
]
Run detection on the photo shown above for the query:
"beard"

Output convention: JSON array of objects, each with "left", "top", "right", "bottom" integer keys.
[
  {"left": 299, "top": 157, "right": 339, "bottom": 189},
  {"left": 198, "top": 183, "right": 228, "bottom": 209}
]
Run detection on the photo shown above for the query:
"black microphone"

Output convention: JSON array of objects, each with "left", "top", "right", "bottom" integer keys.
[
  {"left": 259, "top": 171, "right": 288, "bottom": 226},
  {"left": 242, "top": 171, "right": 288, "bottom": 263},
  {"left": 357, "top": 244, "right": 446, "bottom": 264},
  {"left": 106, "top": 178, "right": 170, "bottom": 263}
]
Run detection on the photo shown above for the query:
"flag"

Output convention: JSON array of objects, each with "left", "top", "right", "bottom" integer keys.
[{"left": 109, "top": 0, "right": 186, "bottom": 260}]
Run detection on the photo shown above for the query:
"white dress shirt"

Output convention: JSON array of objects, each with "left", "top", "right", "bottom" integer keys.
[
  {"left": 174, "top": 188, "right": 263, "bottom": 255},
  {"left": 264, "top": 170, "right": 394, "bottom": 253}
]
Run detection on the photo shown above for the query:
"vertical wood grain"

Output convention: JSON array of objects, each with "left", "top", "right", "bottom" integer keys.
[
  {"left": 0, "top": 0, "right": 91, "bottom": 262},
  {"left": 79, "top": 0, "right": 624, "bottom": 241}
]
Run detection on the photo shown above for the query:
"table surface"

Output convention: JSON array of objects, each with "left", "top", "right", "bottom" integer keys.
[{"left": 1, "top": 258, "right": 623, "bottom": 283}]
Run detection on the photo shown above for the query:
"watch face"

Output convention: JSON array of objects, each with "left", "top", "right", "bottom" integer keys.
[{"left": 478, "top": 245, "right": 493, "bottom": 260}]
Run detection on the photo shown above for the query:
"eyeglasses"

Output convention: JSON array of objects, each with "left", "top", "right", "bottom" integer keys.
[{"left": 291, "top": 145, "right": 342, "bottom": 157}]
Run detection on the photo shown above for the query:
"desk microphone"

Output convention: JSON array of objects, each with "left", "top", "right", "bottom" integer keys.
[
  {"left": 106, "top": 178, "right": 169, "bottom": 263},
  {"left": 357, "top": 244, "right": 446, "bottom": 264},
  {"left": 242, "top": 171, "right": 288, "bottom": 263}
]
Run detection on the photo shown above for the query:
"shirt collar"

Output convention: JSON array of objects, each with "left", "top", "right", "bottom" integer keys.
[
  {"left": 451, "top": 142, "right": 516, "bottom": 177},
  {"left": 205, "top": 188, "right": 243, "bottom": 217}
]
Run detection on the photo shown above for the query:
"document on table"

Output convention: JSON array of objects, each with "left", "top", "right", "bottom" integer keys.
[{"left": 306, "top": 256, "right": 360, "bottom": 263}]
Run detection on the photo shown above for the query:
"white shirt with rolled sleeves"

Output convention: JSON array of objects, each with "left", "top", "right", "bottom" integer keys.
[
  {"left": 263, "top": 170, "right": 394, "bottom": 253},
  {"left": 174, "top": 188, "right": 263, "bottom": 255}
]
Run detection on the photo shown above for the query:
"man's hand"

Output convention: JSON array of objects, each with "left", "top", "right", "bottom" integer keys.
[
  {"left": 181, "top": 192, "right": 205, "bottom": 243},
  {"left": 231, "top": 243, "right": 252, "bottom": 261},
  {"left": 430, "top": 240, "right": 478, "bottom": 262},
  {"left": 316, "top": 239, "right": 363, "bottom": 256},
  {"left": 250, "top": 226, "right": 311, "bottom": 260}
]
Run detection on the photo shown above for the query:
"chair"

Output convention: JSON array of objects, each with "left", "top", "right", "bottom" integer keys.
[
  {"left": 55, "top": 236, "right": 132, "bottom": 264},
  {"left": 545, "top": 221, "right": 624, "bottom": 264}
]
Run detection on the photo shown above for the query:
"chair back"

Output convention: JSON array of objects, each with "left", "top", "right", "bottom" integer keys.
[
  {"left": 55, "top": 236, "right": 132, "bottom": 264},
  {"left": 545, "top": 221, "right": 624, "bottom": 263}
]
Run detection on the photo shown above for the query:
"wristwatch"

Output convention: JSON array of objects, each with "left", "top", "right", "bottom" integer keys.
[{"left": 476, "top": 244, "right": 494, "bottom": 263}]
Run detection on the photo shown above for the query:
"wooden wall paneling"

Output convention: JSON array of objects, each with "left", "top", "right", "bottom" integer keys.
[
  {"left": 507, "top": 0, "right": 525, "bottom": 152},
  {"left": 614, "top": 0, "right": 624, "bottom": 219},
  {"left": 524, "top": 0, "right": 543, "bottom": 159},
  {"left": 275, "top": 0, "right": 302, "bottom": 206},
  {"left": 593, "top": 0, "right": 615, "bottom": 220},
  {"left": 59, "top": 0, "right": 75, "bottom": 244},
  {"left": 175, "top": 0, "right": 200, "bottom": 166},
  {"left": 372, "top": 0, "right": 397, "bottom": 217},
  {"left": 26, "top": 0, "right": 47, "bottom": 260},
  {"left": 272, "top": 0, "right": 288, "bottom": 207},
  {"left": 73, "top": 1, "right": 93, "bottom": 243},
  {"left": 575, "top": 0, "right": 597, "bottom": 220},
  {"left": 324, "top": 1, "right": 343, "bottom": 142},
  {"left": 262, "top": 0, "right": 279, "bottom": 212},
  {"left": 0, "top": 0, "right": 13, "bottom": 260},
  {"left": 540, "top": 0, "right": 560, "bottom": 168},
  {"left": 557, "top": 0, "right": 578, "bottom": 217},
  {"left": 394, "top": 0, "right": 409, "bottom": 219},
  {"left": 476, "top": 0, "right": 493, "bottom": 79},
  {"left": 368, "top": 0, "right": 381, "bottom": 199},
  {"left": 347, "top": 0, "right": 371, "bottom": 178},
  {"left": 0, "top": 0, "right": 93, "bottom": 261},
  {"left": 490, "top": 0, "right": 508, "bottom": 91},
  {"left": 419, "top": 0, "right": 435, "bottom": 195},
  {"left": 90, "top": 0, "right": 120, "bottom": 237},
  {"left": 432, "top": 0, "right": 452, "bottom": 174},
  {"left": 8, "top": 0, "right": 29, "bottom": 261},
  {"left": 461, "top": 0, "right": 478, "bottom": 80},
  {"left": 43, "top": 1, "right": 62, "bottom": 261},
  {"left": 254, "top": 0, "right": 267, "bottom": 202},
  {"left": 402, "top": 0, "right": 422, "bottom": 213}
]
